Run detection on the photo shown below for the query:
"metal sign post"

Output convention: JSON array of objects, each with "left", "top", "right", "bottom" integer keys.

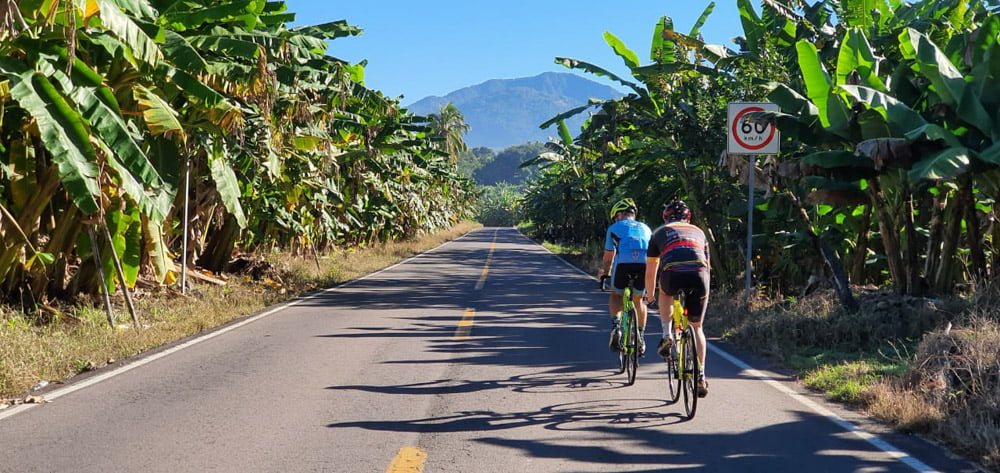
[{"left": 727, "top": 102, "right": 780, "bottom": 301}]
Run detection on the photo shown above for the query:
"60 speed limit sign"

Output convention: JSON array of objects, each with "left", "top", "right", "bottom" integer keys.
[{"left": 727, "top": 102, "right": 780, "bottom": 154}]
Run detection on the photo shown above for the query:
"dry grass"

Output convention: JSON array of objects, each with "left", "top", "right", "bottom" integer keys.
[
  {"left": 711, "top": 286, "right": 999, "bottom": 471},
  {"left": 865, "top": 313, "right": 1000, "bottom": 470},
  {"left": 0, "top": 222, "right": 481, "bottom": 400}
]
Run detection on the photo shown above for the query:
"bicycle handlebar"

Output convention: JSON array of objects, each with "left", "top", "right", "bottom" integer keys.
[{"left": 599, "top": 275, "right": 610, "bottom": 292}]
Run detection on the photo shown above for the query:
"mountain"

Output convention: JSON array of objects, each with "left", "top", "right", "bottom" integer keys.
[{"left": 405, "top": 72, "right": 624, "bottom": 149}]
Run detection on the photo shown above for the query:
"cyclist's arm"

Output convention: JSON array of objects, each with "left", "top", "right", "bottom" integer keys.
[
  {"left": 600, "top": 249, "right": 615, "bottom": 277},
  {"left": 643, "top": 256, "right": 659, "bottom": 302},
  {"left": 705, "top": 243, "right": 711, "bottom": 270},
  {"left": 599, "top": 227, "right": 617, "bottom": 278}
]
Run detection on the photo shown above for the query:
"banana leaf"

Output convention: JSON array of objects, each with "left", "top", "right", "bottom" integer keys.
[
  {"left": 904, "top": 123, "right": 963, "bottom": 148},
  {"left": 908, "top": 146, "right": 971, "bottom": 182},
  {"left": 605, "top": 31, "right": 640, "bottom": 70},
  {"left": 801, "top": 150, "right": 873, "bottom": 169},
  {"left": 290, "top": 20, "right": 362, "bottom": 40},
  {"left": 840, "top": 85, "right": 927, "bottom": 136},
  {"left": 0, "top": 59, "right": 100, "bottom": 214},
  {"left": 737, "top": 0, "right": 764, "bottom": 54},
  {"left": 837, "top": 27, "right": 885, "bottom": 91},
  {"left": 91, "top": 0, "right": 163, "bottom": 67},
  {"left": 649, "top": 16, "right": 675, "bottom": 65},
  {"left": 105, "top": 0, "right": 158, "bottom": 20},
  {"left": 160, "top": 0, "right": 266, "bottom": 32},
  {"left": 189, "top": 36, "right": 262, "bottom": 59},
  {"left": 554, "top": 57, "right": 644, "bottom": 97},
  {"left": 156, "top": 29, "right": 208, "bottom": 73},
  {"left": 689, "top": 3, "right": 715, "bottom": 37},
  {"left": 539, "top": 99, "right": 606, "bottom": 130},
  {"left": 208, "top": 152, "right": 248, "bottom": 228},
  {"left": 135, "top": 84, "right": 185, "bottom": 141},
  {"left": 796, "top": 40, "right": 834, "bottom": 129}
]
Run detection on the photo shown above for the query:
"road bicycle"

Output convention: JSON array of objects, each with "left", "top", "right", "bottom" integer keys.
[
  {"left": 602, "top": 274, "right": 640, "bottom": 386},
  {"left": 663, "top": 291, "right": 701, "bottom": 419}
]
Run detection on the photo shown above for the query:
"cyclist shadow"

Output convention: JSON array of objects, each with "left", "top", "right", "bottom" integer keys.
[
  {"left": 328, "top": 407, "right": 908, "bottom": 472},
  {"left": 326, "top": 397, "right": 693, "bottom": 434}
]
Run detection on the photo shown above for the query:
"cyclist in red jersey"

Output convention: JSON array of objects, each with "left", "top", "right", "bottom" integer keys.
[{"left": 643, "top": 200, "right": 711, "bottom": 397}]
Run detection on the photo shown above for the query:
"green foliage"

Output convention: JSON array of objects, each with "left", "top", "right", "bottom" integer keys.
[
  {"left": 0, "top": 0, "right": 471, "bottom": 302},
  {"left": 457, "top": 147, "right": 495, "bottom": 178},
  {"left": 529, "top": 0, "right": 1000, "bottom": 297},
  {"left": 475, "top": 183, "right": 524, "bottom": 227},
  {"left": 473, "top": 142, "right": 544, "bottom": 186},
  {"left": 803, "top": 360, "right": 892, "bottom": 404}
]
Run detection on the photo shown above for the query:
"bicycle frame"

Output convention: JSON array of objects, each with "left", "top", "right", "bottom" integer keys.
[
  {"left": 618, "top": 280, "right": 640, "bottom": 386},
  {"left": 667, "top": 292, "right": 701, "bottom": 418}
]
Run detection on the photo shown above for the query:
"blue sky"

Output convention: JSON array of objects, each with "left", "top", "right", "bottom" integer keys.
[{"left": 283, "top": 2, "right": 757, "bottom": 105}]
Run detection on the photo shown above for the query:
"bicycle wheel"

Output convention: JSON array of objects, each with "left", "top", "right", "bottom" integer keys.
[
  {"left": 624, "top": 307, "right": 638, "bottom": 386},
  {"left": 617, "top": 343, "right": 626, "bottom": 374},
  {"left": 616, "top": 311, "right": 627, "bottom": 374},
  {"left": 664, "top": 322, "right": 680, "bottom": 403},
  {"left": 680, "top": 326, "right": 698, "bottom": 419}
]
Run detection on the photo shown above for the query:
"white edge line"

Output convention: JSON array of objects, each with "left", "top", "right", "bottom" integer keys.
[
  {"left": 709, "top": 345, "right": 938, "bottom": 472},
  {"left": 518, "top": 227, "right": 937, "bottom": 473},
  {"left": 0, "top": 230, "right": 480, "bottom": 422}
]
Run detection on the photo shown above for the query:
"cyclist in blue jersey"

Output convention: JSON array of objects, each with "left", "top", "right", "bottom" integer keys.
[
  {"left": 598, "top": 198, "right": 652, "bottom": 356},
  {"left": 643, "top": 199, "right": 711, "bottom": 397}
]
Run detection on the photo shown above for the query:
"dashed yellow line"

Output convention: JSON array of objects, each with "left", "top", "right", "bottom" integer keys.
[
  {"left": 385, "top": 446, "right": 427, "bottom": 473},
  {"left": 475, "top": 231, "right": 498, "bottom": 290},
  {"left": 454, "top": 308, "right": 475, "bottom": 338}
]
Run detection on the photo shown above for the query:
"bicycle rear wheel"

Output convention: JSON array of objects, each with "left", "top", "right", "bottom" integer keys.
[
  {"left": 624, "top": 307, "right": 638, "bottom": 386},
  {"left": 617, "top": 346, "right": 626, "bottom": 374},
  {"left": 616, "top": 310, "right": 628, "bottom": 374},
  {"left": 680, "top": 326, "right": 698, "bottom": 419}
]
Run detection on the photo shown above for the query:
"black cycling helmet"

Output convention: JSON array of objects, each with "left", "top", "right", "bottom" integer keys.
[{"left": 663, "top": 199, "right": 691, "bottom": 222}]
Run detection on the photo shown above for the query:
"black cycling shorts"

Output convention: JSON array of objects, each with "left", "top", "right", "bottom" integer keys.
[
  {"left": 611, "top": 263, "right": 646, "bottom": 295},
  {"left": 659, "top": 270, "right": 710, "bottom": 322}
]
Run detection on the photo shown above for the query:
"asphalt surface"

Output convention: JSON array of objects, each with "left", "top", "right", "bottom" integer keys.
[{"left": 0, "top": 227, "right": 984, "bottom": 472}]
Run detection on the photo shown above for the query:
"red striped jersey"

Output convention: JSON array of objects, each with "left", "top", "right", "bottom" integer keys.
[{"left": 647, "top": 222, "right": 709, "bottom": 272}]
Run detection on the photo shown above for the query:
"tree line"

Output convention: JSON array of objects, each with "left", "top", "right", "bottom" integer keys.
[
  {"left": 521, "top": 0, "right": 1000, "bottom": 303},
  {"left": 0, "top": 1, "right": 471, "bottom": 309}
]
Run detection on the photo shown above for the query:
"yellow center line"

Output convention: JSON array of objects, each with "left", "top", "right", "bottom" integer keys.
[
  {"left": 385, "top": 446, "right": 427, "bottom": 473},
  {"left": 454, "top": 308, "right": 475, "bottom": 338},
  {"left": 475, "top": 232, "right": 498, "bottom": 290}
]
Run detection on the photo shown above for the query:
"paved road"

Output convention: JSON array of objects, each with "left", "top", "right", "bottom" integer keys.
[{"left": 0, "top": 228, "right": 982, "bottom": 472}]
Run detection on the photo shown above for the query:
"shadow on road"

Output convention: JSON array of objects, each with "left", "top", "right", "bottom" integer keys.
[{"left": 314, "top": 228, "right": 912, "bottom": 471}]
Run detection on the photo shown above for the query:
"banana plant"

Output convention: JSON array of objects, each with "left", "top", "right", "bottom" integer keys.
[
  {"left": 756, "top": 1, "right": 1000, "bottom": 295},
  {"left": 0, "top": 0, "right": 471, "bottom": 309}
]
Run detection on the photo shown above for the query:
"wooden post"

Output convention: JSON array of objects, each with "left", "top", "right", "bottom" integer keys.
[{"left": 88, "top": 226, "right": 115, "bottom": 329}]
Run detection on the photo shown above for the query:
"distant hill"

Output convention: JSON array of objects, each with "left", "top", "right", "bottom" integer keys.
[{"left": 405, "top": 72, "right": 624, "bottom": 149}]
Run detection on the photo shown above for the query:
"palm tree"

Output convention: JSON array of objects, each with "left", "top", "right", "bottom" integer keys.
[{"left": 427, "top": 103, "right": 471, "bottom": 162}]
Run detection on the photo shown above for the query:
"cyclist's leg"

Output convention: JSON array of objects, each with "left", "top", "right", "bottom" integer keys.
[
  {"left": 608, "top": 264, "right": 624, "bottom": 321},
  {"left": 607, "top": 264, "right": 626, "bottom": 351},
  {"left": 622, "top": 264, "right": 648, "bottom": 356},
  {"left": 683, "top": 271, "right": 711, "bottom": 396},
  {"left": 620, "top": 264, "right": 647, "bottom": 328},
  {"left": 656, "top": 271, "right": 678, "bottom": 357}
]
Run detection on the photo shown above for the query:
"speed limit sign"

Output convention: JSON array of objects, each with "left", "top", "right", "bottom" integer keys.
[{"left": 727, "top": 102, "right": 780, "bottom": 154}]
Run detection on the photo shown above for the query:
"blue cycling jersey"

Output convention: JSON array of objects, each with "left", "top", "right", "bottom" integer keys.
[{"left": 604, "top": 218, "right": 652, "bottom": 265}]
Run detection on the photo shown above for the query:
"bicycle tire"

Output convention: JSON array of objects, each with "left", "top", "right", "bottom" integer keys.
[
  {"left": 617, "top": 345, "right": 626, "bottom": 374},
  {"left": 625, "top": 306, "right": 638, "bottom": 386},
  {"left": 680, "top": 326, "right": 698, "bottom": 419},
  {"left": 617, "top": 296, "right": 628, "bottom": 375},
  {"left": 664, "top": 321, "right": 681, "bottom": 403}
]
